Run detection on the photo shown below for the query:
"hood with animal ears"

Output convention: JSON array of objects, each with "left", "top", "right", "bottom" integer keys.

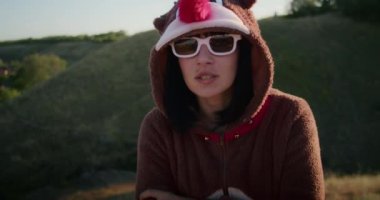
[{"left": 149, "top": 0, "right": 274, "bottom": 121}]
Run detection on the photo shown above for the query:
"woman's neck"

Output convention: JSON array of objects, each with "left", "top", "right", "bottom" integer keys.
[{"left": 197, "top": 92, "right": 232, "bottom": 122}]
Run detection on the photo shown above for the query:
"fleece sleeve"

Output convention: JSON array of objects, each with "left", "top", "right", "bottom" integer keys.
[
  {"left": 135, "top": 110, "right": 177, "bottom": 199},
  {"left": 279, "top": 100, "right": 325, "bottom": 200}
]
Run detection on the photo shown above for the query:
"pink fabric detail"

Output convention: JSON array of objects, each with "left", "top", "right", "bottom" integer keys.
[{"left": 179, "top": 0, "right": 211, "bottom": 23}]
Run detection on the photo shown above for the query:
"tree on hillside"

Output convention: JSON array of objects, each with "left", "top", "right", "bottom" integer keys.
[
  {"left": 291, "top": 0, "right": 319, "bottom": 16},
  {"left": 335, "top": 0, "right": 380, "bottom": 20},
  {"left": 290, "top": 0, "right": 334, "bottom": 17},
  {"left": 12, "top": 54, "right": 67, "bottom": 90},
  {"left": 0, "top": 59, "right": 20, "bottom": 102},
  {"left": 0, "top": 60, "right": 9, "bottom": 84},
  {"left": 92, "top": 30, "right": 128, "bottom": 42},
  {"left": 290, "top": 0, "right": 380, "bottom": 20},
  {"left": 320, "top": 0, "right": 334, "bottom": 12}
]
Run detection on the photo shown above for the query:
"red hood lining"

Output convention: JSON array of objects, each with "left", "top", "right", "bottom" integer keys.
[{"left": 196, "top": 95, "right": 272, "bottom": 143}]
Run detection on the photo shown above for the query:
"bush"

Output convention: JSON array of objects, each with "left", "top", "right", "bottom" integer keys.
[
  {"left": 12, "top": 54, "right": 67, "bottom": 90},
  {"left": 0, "top": 59, "right": 4, "bottom": 67},
  {"left": 0, "top": 86, "right": 20, "bottom": 102}
]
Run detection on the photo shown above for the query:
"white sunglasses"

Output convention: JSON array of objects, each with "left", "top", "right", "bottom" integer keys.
[{"left": 170, "top": 34, "right": 242, "bottom": 58}]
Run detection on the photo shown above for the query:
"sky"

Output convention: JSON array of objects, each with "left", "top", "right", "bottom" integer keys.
[{"left": 0, "top": 0, "right": 291, "bottom": 41}]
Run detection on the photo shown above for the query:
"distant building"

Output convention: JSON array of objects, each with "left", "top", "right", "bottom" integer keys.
[
  {"left": 0, "top": 66, "right": 12, "bottom": 77},
  {"left": 0, "top": 66, "right": 13, "bottom": 88}
]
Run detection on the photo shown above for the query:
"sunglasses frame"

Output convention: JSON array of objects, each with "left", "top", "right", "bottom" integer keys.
[{"left": 170, "top": 34, "right": 242, "bottom": 58}]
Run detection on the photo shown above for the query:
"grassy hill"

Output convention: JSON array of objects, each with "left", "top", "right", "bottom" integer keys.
[
  {"left": 0, "top": 31, "right": 127, "bottom": 65},
  {"left": 0, "top": 31, "right": 156, "bottom": 198},
  {"left": 0, "top": 13, "right": 379, "bottom": 198},
  {"left": 0, "top": 41, "right": 108, "bottom": 66},
  {"left": 260, "top": 13, "right": 380, "bottom": 172}
]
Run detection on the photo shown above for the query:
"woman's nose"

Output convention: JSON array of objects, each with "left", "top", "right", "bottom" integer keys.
[{"left": 196, "top": 44, "right": 213, "bottom": 65}]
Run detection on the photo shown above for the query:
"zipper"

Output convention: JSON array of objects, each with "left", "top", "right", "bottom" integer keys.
[{"left": 220, "top": 133, "right": 229, "bottom": 197}]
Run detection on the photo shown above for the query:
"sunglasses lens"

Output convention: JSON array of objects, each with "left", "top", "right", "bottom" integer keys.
[
  {"left": 210, "top": 35, "right": 234, "bottom": 53},
  {"left": 173, "top": 38, "right": 198, "bottom": 56}
]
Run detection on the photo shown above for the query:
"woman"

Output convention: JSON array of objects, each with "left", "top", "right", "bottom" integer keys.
[{"left": 136, "top": 0, "right": 324, "bottom": 199}]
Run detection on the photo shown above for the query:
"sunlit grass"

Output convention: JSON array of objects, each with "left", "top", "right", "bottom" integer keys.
[
  {"left": 57, "top": 174, "right": 380, "bottom": 200},
  {"left": 326, "top": 174, "right": 380, "bottom": 200},
  {"left": 60, "top": 183, "right": 135, "bottom": 200}
]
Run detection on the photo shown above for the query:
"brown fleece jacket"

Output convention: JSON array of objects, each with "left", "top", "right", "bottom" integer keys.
[
  {"left": 136, "top": 89, "right": 324, "bottom": 199},
  {"left": 136, "top": 0, "right": 324, "bottom": 199}
]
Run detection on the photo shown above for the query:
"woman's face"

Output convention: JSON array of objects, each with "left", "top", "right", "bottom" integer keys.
[{"left": 178, "top": 36, "right": 239, "bottom": 102}]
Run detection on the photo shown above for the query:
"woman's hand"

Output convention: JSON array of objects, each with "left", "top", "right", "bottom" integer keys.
[
  {"left": 207, "top": 187, "right": 252, "bottom": 200},
  {"left": 140, "top": 189, "right": 194, "bottom": 200}
]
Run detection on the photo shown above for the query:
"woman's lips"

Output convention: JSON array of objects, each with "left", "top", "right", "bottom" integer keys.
[{"left": 195, "top": 72, "right": 218, "bottom": 84}]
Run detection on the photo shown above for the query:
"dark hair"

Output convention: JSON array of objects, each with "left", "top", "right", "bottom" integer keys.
[{"left": 163, "top": 38, "right": 253, "bottom": 133}]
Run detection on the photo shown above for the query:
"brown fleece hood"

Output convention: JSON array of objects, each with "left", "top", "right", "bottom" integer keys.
[{"left": 149, "top": 0, "right": 274, "bottom": 121}]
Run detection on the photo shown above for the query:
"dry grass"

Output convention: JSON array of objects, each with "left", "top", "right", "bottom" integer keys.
[
  {"left": 56, "top": 174, "right": 380, "bottom": 200},
  {"left": 326, "top": 174, "right": 380, "bottom": 200},
  {"left": 59, "top": 183, "right": 135, "bottom": 200}
]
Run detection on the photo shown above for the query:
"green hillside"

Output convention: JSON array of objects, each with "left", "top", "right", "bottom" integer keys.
[
  {"left": 0, "top": 13, "right": 379, "bottom": 198},
  {"left": 260, "top": 13, "right": 380, "bottom": 172},
  {"left": 0, "top": 41, "right": 107, "bottom": 65},
  {"left": 0, "top": 32, "right": 127, "bottom": 65},
  {"left": 0, "top": 31, "right": 156, "bottom": 197}
]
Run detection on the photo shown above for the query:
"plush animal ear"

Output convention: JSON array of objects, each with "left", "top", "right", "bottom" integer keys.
[
  {"left": 153, "top": 15, "right": 166, "bottom": 34},
  {"left": 229, "top": 0, "right": 256, "bottom": 9},
  {"left": 241, "top": 0, "right": 256, "bottom": 9},
  {"left": 153, "top": 3, "right": 178, "bottom": 34}
]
